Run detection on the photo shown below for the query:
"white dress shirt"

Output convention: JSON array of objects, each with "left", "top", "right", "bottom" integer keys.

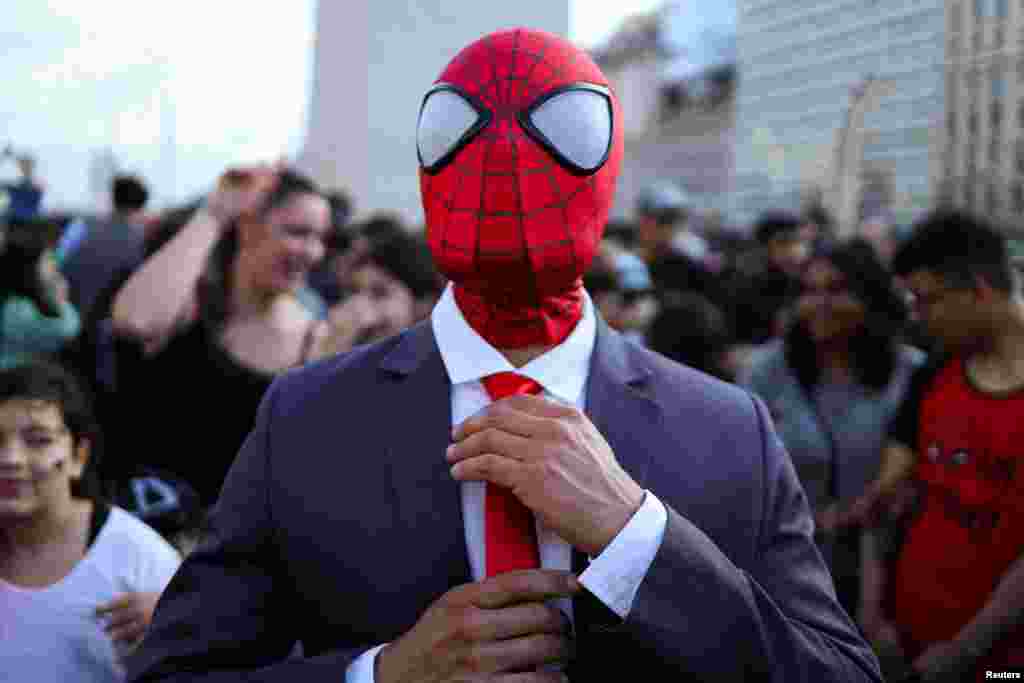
[{"left": 345, "top": 284, "right": 668, "bottom": 682}]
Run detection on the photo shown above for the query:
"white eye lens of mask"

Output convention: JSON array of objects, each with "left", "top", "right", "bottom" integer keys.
[
  {"left": 526, "top": 88, "right": 612, "bottom": 172},
  {"left": 417, "top": 88, "right": 483, "bottom": 170}
]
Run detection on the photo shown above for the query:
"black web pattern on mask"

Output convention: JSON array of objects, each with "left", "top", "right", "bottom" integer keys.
[{"left": 423, "top": 29, "right": 607, "bottom": 309}]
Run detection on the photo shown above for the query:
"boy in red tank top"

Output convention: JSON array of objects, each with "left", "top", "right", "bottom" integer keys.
[{"left": 849, "top": 210, "right": 1024, "bottom": 682}]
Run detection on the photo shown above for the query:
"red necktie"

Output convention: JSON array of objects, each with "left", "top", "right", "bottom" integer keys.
[{"left": 480, "top": 372, "right": 543, "bottom": 577}]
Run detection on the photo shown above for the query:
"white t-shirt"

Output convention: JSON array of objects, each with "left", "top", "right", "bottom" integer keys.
[{"left": 0, "top": 505, "right": 181, "bottom": 682}]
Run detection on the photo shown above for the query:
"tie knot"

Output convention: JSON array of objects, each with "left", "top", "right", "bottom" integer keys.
[{"left": 481, "top": 372, "right": 543, "bottom": 400}]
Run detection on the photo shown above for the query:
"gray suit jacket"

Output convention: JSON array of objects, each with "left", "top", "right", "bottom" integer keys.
[
  {"left": 127, "top": 319, "right": 882, "bottom": 682},
  {"left": 61, "top": 218, "right": 144, "bottom": 324}
]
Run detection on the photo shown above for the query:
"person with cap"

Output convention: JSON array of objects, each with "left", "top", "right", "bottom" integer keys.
[
  {"left": 634, "top": 181, "right": 704, "bottom": 264},
  {"left": 635, "top": 181, "right": 723, "bottom": 309},
  {"left": 611, "top": 248, "right": 659, "bottom": 346},
  {"left": 586, "top": 236, "right": 659, "bottom": 346},
  {"left": 126, "top": 28, "right": 881, "bottom": 683}
]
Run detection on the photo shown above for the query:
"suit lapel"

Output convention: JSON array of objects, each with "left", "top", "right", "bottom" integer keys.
[
  {"left": 584, "top": 318, "right": 660, "bottom": 499},
  {"left": 571, "top": 320, "right": 663, "bottom": 671},
  {"left": 377, "top": 319, "right": 663, "bottom": 647},
  {"left": 380, "top": 322, "right": 473, "bottom": 597}
]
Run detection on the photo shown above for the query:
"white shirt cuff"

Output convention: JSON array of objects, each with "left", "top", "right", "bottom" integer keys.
[
  {"left": 578, "top": 491, "right": 668, "bottom": 619},
  {"left": 344, "top": 643, "right": 388, "bottom": 683}
]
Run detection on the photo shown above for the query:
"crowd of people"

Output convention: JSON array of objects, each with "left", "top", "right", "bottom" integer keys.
[{"left": 4, "top": 143, "right": 1024, "bottom": 680}]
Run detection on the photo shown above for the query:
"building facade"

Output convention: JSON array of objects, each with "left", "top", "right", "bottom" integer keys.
[
  {"left": 592, "top": 9, "right": 737, "bottom": 223},
  {"left": 733, "top": 0, "right": 946, "bottom": 230},
  {"left": 942, "top": 0, "right": 1024, "bottom": 222},
  {"left": 297, "top": 1, "right": 568, "bottom": 223}
]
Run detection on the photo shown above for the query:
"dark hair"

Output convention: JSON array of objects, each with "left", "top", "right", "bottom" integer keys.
[
  {"left": 112, "top": 175, "right": 149, "bottom": 212},
  {"left": 754, "top": 210, "right": 803, "bottom": 245},
  {"left": 648, "top": 253, "right": 715, "bottom": 300},
  {"left": 892, "top": 209, "right": 1014, "bottom": 293},
  {"left": 257, "top": 168, "right": 321, "bottom": 218},
  {"left": 143, "top": 202, "right": 204, "bottom": 259},
  {"left": 0, "top": 221, "right": 48, "bottom": 299},
  {"left": 327, "top": 190, "right": 352, "bottom": 227},
  {"left": 648, "top": 293, "right": 735, "bottom": 382},
  {"left": 201, "top": 168, "right": 324, "bottom": 326},
  {"left": 584, "top": 267, "right": 620, "bottom": 297},
  {"left": 604, "top": 220, "right": 638, "bottom": 250},
  {"left": 0, "top": 360, "right": 103, "bottom": 500},
  {"left": 0, "top": 218, "right": 59, "bottom": 314},
  {"left": 324, "top": 190, "right": 354, "bottom": 252},
  {"left": 803, "top": 204, "right": 835, "bottom": 237},
  {"left": 357, "top": 214, "right": 405, "bottom": 243},
  {"left": 785, "top": 238, "right": 908, "bottom": 393},
  {"left": 355, "top": 231, "right": 442, "bottom": 300}
]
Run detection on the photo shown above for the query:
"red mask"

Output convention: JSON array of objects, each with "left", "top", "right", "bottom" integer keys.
[{"left": 418, "top": 28, "right": 624, "bottom": 349}]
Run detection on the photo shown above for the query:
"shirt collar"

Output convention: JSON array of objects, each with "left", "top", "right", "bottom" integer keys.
[{"left": 431, "top": 284, "right": 597, "bottom": 405}]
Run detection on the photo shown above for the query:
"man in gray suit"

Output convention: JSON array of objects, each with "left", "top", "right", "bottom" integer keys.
[{"left": 127, "top": 28, "right": 882, "bottom": 682}]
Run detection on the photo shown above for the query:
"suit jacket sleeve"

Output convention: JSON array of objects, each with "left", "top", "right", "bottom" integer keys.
[
  {"left": 624, "top": 392, "right": 883, "bottom": 681},
  {"left": 126, "top": 375, "right": 373, "bottom": 682}
]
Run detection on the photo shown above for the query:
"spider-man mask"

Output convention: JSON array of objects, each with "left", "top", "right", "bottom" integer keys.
[{"left": 418, "top": 28, "right": 624, "bottom": 349}]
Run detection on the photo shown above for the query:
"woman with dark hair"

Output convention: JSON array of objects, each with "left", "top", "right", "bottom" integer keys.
[
  {"left": 310, "top": 225, "right": 443, "bottom": 359},
  {"left": 0, "top": 360, "right": 180, "bottom": 682},
  {"left": 0, "top": 218, "right": 80, "bottom": 369},
  {"left": 108, "top": 164, "right": 331, "bottom": 507},
  {"left": 741, "top": 238, "right": 923, "bottom": 615}
]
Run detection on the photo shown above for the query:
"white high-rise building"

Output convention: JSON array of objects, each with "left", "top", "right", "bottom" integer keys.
[
  {"left": 732, "top": 0, "right": 946, "bottom": 229},
  {"left": 297, "top": 1, "right": 569, "bottom": 223},
  {"left": 942, "top": 0, "right": 1024, "bottom": 220}
]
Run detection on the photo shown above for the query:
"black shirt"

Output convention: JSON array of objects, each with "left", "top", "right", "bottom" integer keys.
[{"left": 107, "top": 322, "right": 277, "bottom": 507}]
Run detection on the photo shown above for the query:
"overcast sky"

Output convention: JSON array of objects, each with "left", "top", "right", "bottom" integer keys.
[{"left": 2, "top": 1, "right": 689, "bottom": 211}]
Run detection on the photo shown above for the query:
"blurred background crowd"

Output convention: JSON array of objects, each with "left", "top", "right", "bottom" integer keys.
[{"left": 5, "top": 1, "right": 1024, "bottom": 681}]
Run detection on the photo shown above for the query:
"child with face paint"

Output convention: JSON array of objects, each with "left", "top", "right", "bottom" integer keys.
[{"left": 0, "top": 361, "right": 180, "bottom": 682}]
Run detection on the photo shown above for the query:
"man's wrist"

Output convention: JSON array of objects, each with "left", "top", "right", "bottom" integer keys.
[
  {"left": 578, "top": 490, "right": 666, "bottom": 619},
  {"left": 590, "top": 489, "right": 645, "bottom": 556},
  {"left": 374, "top": 641, "right": 399, "bottom": 683}
]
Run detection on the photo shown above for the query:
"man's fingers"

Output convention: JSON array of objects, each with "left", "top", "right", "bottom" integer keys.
[
  {"left": 95, "top": 595, "right": 132, "bottom": 616},
  {"left": 448, "top": 427, "right": 532, "bottom": 464},
  {"left": 450, "top": 453, "right": 520, "bottom": 488},
  {"left": 471, "top": 603, "right": 570, "bottom": 641},
  {"left": 497, "top": 673, "right": 568, "bottom": 683},
  {"left": 469, "top": 570, "right": 580, "bottom": 610},
  {"left": 453, "top": 394, "right": 575, "bottom": 442},
  {"left": 108, "top": 620, "right": 146, "bottom": 644},
  {"left": 496, "top": 393, "right": 577, "bottom": 419},
  {"left": 103, "top": 608, "right": 139, "bottom": 630},
  {"left": 477, "top": 633, "right": 573, "bottom": 674},
  {"left": 454, "top": 402, "right": 553, "bottom": 442}
]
